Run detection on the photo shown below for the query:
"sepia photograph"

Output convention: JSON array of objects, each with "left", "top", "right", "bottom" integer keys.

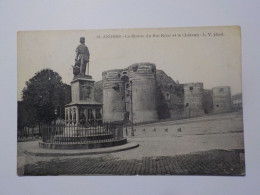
[{"left": 17, "top": 26, "right": 244, "bottom": 176}]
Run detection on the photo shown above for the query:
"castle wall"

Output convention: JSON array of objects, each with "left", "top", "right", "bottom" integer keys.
[
  {"left": 94, "top": 81, "right": 103, "bottom": 103},
  {"left": 212, "top": 86, "right": 232, "bottom": 114},
  {"left": 128, "top": 63, "right": 158, "bottom": 123},
  {"left": 169, "top": 85, "right": 185, "bottom": 119},
  {"left": 183, "top": 83, "right": 204, "bottom": 118},
  {"left": 160, "top": 85, "right": 184, "bottom": 120},
  {"left": 231, "top": 93, "right": 243, "bottom": 111},
  {"left": 102, "top": 64, "right": 233, "bottom": 123},
  {"left": 203, "top": 89, "right": 213, "bottom": 114},
  {"left": 156, "top": 87, "right": 171, "bottom": 119},
  {"left": 102, "top": 69, "right": 125, "bottom": 122}
]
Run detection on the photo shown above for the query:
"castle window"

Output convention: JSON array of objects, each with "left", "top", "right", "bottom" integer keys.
[
  {"left": 190, "top": 87, "right": 193, "bottom": 91},
  {"left": 118, "top": 74, "right": 120, "bottom": 78},
  {"left": 216, "top": 104, "right": 219, "bottom": 107},
  {"left": 219, "top": 88, "right": 224, "bottom": 93},
  {"left": 186, "top": 103, "right": 189, "bottom": 107}
]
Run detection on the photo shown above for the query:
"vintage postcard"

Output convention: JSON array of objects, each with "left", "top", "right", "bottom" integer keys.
[{"left": 17, "top": 26, "right": 244, "bottom": 176}]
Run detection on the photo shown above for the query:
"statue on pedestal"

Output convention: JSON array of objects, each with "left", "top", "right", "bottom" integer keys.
[{"left": 73, "top": 37, "right": 90, "bottom": 77}]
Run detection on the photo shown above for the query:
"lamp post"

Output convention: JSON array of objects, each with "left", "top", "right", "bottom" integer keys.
[
  {"left": 124, "top": 99, "right": 128, "bottom": 136},
  {"left": 130, "top": 81, "right": 134, "bottom": 136},
  {"left": 123, "top": 79, "right": 134, "bottom": 136}
]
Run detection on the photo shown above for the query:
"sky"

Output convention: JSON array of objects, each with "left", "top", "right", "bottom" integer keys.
[{"left": 17, "top": 26, "right": 242, "bottom": 100}]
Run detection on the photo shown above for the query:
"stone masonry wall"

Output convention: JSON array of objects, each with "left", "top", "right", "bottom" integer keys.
[
  {"left": 212, "top": 86, "right": 232, "bottom": 114},
  {"left": 183, "top": 83, "right": 204, "bottom": 118}
]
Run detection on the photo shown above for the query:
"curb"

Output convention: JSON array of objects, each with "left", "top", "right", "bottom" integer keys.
[
  {"left": 39, "top": 138, "right": 127, "bottom": 150},
  {"left": 24, "top": 142, "right": 139, "bottom": 157}
]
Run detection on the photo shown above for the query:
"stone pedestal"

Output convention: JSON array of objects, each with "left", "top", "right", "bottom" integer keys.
[{"left": 65, "top": 75, "right": 103, "bottom": 126}]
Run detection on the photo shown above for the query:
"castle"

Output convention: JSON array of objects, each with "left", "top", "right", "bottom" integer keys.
[{"left": 99, "top": 62, "right": 233, "bottom": 123}]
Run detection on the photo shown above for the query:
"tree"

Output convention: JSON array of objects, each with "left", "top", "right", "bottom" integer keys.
[{"left": 21, "top": 69, "right": 71, "bottom": 125}]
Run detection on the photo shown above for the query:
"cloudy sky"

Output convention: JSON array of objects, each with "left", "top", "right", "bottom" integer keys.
[{"left": 17, "top": 26, "right": 241, "bottom": 100}]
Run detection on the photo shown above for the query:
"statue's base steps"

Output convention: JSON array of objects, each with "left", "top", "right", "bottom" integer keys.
[
  {"left": 53, "top": 134, "right": 114, "bottom": 142},
  {"left": 39, "top": 138, "right": 127, "bottom": 150}
]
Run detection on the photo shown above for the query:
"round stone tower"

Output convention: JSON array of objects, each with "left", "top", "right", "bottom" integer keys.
[
  {"left": 212, "top": 86, "right": 232, "bottom": 114},
  {"left": 183, "top": 83, "right": 204, "bottom": 118},
  {"left": 102, "top": 69, "right": 125, "bottom": 122},
  {"left": 128, "top": 63, "right": 158, "bottom": 123}
]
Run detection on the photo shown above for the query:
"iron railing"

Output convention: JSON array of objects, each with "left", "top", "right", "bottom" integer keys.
[
  {"left": 42, "top": 121, "right": 124, "bottom": 144},
  {"left": 17, "top": 124, "right": 43, "bottom": 141}
]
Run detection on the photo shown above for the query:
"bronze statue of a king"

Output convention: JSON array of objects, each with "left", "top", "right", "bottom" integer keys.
[{"left": 74, "top": 37, "right": 90, "bottom": 76}]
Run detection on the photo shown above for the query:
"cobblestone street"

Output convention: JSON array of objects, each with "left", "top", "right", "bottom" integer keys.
[{"left": 22, "top": 150, "right": 244, "bottom": 176}]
